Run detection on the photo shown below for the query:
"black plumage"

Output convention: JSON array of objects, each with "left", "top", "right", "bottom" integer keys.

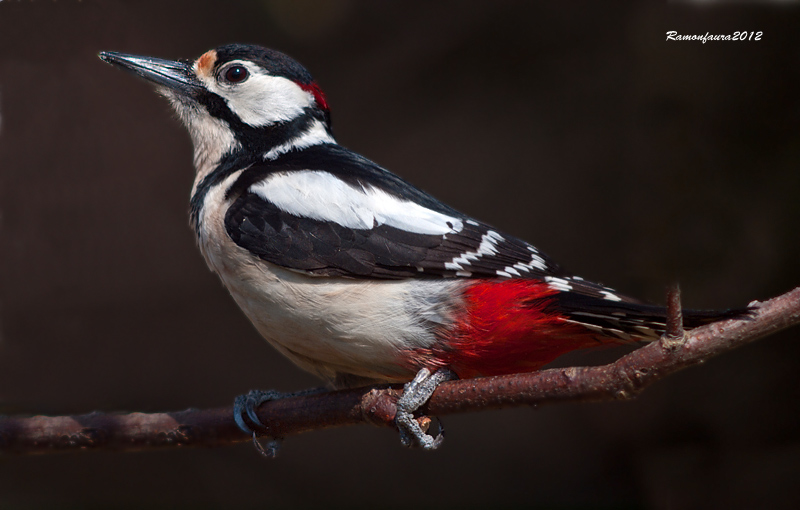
[{"left": 221, "top": 144, "right": 568, "bottom": 280}]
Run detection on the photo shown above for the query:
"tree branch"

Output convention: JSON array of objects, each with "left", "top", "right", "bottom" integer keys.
[{"left": 2, "top": 286, "right": 799, "bottom": 455}]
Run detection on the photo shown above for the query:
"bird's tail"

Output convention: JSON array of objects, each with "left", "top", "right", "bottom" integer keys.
[
  {"left": 436, "top": 279, "right": 751, "bottom": 379},
  {"left": 553, "top": 291, "right": 752, "bottom": 342}
]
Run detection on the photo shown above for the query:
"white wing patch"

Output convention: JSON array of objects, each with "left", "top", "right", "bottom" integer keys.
[{"left": 250, "top": 170, "right": 464, "bottom": 235}]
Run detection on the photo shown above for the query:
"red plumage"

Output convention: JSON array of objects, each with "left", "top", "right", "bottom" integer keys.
[
  {"left": 435, "top": 280, "right": 612, "bottom": 378},
  {"left": 299, "top": 82, "right": 329, "bottom": 111}
]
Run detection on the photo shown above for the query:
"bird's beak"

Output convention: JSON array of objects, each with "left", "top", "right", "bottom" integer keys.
[{"left": 99, "top": 51, "right": 203, "bottom": 96}]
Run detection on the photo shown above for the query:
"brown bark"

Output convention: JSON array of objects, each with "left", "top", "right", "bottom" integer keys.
[{"left": 1, "top": 286, "right": 798, "bottom": 455}]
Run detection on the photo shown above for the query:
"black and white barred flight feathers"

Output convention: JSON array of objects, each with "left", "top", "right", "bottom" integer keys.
[{"left": 100, "top": 44, "right": 746, "bottom": 349}]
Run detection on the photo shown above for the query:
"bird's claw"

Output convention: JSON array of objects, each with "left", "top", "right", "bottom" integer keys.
[
  {"left": 233, "top": 389, "right": 287, "bottom": 457},
  {"left": 395, "top": 368, "right": 455, "bottom": 450},
  {"left": 233, "top": 389, "right": 284, "bottom": 432},
  {"left": 233, "top": 387, "right": 326, "bottom": 457}
]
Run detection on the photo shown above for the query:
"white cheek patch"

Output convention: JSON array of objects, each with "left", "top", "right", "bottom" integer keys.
[
  {"left": 249, "top": 171, "right": 464, "bottom": 236},
  {"left": 198, "top": 61, "right": 314, "bottom": 127}
]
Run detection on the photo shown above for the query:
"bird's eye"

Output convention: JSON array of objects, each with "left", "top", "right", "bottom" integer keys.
[{"left": 221, "top": 64, "right": 249, "bottom": 84}]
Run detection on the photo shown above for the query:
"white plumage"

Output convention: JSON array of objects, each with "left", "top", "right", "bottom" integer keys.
[{"left": 250, "top": 170, "right": 464, "bottom": 235}]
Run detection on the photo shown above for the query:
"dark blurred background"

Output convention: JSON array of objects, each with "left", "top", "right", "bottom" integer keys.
[{"left": 1, "top": 1, "right": 799, "bottom": 508}]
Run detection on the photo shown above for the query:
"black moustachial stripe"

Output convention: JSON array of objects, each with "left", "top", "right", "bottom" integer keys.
[
  {"left": 204, "top": 97, "right": 327, "bottom": 155},
  {"left": 189, "top": 109, "right": 325, "bottom": 232},
  {"left": 194, "top": 44, "right": 331, "bottom": 146}
]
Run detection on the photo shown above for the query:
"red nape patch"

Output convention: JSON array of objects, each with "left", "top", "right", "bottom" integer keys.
[
  {"left": 432, "top": 280, "right": 601, "bottom": 379},
  {"left": 299, "top": 82, "right": 329, "bottom": 111}
]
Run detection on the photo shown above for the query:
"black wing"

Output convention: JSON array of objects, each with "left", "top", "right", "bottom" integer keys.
[
  {"left": 226, "top": 193, "right": 560, "bottom": 279},
  {"left": 219, "top": 144, "right": 751, "bottom": 336},
  {"left": 223, "top": 143, "right": 568, "bottom": 280}
]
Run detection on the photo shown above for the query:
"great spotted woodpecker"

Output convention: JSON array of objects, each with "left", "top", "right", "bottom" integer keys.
[{"left": 100, "top": 45, "right": 744, "bottom": 451}]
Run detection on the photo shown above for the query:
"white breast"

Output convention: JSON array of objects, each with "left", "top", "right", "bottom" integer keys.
[{"left": 194, "top": 173, "right": 464, "bottom": 383}]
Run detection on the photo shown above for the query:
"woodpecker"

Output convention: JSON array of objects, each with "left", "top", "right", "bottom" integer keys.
[{"left": 100, "top": 45, "right": 744, "bottom": 450}]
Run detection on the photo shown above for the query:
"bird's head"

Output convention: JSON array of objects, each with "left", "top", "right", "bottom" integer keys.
[{"left": 100, "top": 44, "right": 334, "bottom": 175}]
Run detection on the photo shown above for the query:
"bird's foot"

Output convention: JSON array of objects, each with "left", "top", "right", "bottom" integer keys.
[
  {"left": 233, "top": 387, "right": 324, "bottom": 457},
  {"left": 395, "top": 367, "right": 456, "bottom": 450}
]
